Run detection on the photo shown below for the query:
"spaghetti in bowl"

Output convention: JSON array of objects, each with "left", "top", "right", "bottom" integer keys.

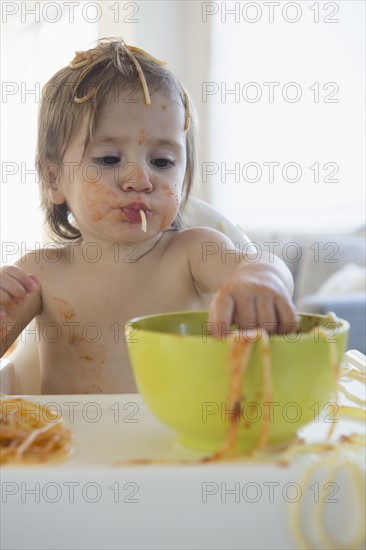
[{"left": 126, "top": 311, "right": 349, "bottom": 453}]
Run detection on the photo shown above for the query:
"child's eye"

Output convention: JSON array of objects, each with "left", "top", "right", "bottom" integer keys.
[
  {"left": 93, "top": 156, "right": 120, "bottom": 166},
  {"left": 151, "top": 158, "right": 174, "bottom": 169}
]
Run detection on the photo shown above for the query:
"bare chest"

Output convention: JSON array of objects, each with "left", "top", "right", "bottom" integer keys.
[
  {"left": 40, "top": 260, "right": 202, "bottom": 325},
  {"left": 35, "top": 260, "right": 209, "bottom": 393}
]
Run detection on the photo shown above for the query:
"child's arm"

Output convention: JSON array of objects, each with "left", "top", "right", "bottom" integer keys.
[
  {"left": 0, "top": 263, "right": 41, "bottom": 356},
  {"left": 187, "top": 227, "right": 297, "bottom": 337}
]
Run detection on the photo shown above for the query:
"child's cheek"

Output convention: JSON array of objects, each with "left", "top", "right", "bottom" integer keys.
[
  {"left": 82, "top": 181, "right": 119, "bottom": 221},
  {"left": 162, "top": 183, "right": 180, "bottom": 204},
  {"left": 159, "top": 183, "right": 181, "bottom": 229}
]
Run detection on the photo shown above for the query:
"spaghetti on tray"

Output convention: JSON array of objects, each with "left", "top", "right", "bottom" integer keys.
[{"left": 0, "top": 397, "right": 72, "bottom": 465}]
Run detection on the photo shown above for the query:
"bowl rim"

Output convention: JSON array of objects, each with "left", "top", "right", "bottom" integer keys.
[{"left": 125, "top": 310, "right": 350, "bottom": 341}]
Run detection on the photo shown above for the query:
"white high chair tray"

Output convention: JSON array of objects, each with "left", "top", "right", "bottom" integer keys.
[{"left": 1, "top": 360, "right": 365, "bottom": 550}]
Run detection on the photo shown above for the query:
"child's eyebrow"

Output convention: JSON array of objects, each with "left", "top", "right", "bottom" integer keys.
[
  {"left": 91, "top": 136, "right": 184, "bottom": 150},
  {"left": 92, "top": 136, "right": 128, "bottom": 145},
  {"left": 153, "top": 138, "right": 184, "bottom": 151}
]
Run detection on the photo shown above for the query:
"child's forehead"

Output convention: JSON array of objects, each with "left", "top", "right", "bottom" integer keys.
[
  {"left": 94, "top": 90, "right": 186, "bottom": 133},
  {"left": 98, "top": 88, "right": 180, "bottom": 116},
  {"left": 66, "top": 89, "right": 186, "bottom": 153}
]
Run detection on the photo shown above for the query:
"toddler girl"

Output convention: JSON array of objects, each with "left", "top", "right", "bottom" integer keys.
[{"left": 0, "top": 38, "right": 296, "bottom": 393}]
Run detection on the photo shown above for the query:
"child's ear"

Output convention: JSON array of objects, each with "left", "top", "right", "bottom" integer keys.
[{"left": 45, "top": 162, "right": 65, "bottom": 204}]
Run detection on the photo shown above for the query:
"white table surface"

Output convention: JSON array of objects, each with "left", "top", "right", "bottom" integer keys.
[{"left": 1, "top": 384, "right": 365, "bottom": 550}]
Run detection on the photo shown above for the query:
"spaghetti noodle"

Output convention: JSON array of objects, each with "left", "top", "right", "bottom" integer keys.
[
  {"left": 286, "top": 441, "right": 365, "bottom": 550},
  {"left": 139, "top": 209, "right": 147, "bottom": 233},
  {"left": 0, "top": 397, "right": 72, "bottom": 465},
  {"left": 281, "top": 344, "right": 366, "bottom": 550},
  {"left": 205, "top": 329, "right": 273, "bottom": 461},
  {"left": 205, "top": 333, "right": 255, "bottom": 461}
]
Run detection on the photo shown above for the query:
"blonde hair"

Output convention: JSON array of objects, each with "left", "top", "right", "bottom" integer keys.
[{"left": 36, "top": 38, "right": 197, "bottom": 241}]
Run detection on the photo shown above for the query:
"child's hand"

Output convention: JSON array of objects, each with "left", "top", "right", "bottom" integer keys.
[
  {"left": 0, "top": 266, "right": 40, "bottom": 323},
  {"left": 208, "top": 262, "right": 297, "bottom": 338}
]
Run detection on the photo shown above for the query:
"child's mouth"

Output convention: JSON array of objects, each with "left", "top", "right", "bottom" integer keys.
[{"left": 121, "top": 203, "right": 149, "bottom": 223}]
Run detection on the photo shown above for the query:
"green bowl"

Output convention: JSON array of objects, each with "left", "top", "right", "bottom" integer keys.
[{"left": 126, "top": 311, "right": 349, "bottom": 452}]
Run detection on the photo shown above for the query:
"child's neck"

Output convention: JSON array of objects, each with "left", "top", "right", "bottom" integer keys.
[{"left": 72, "top": 232, "right": 166, "bottom": 265}]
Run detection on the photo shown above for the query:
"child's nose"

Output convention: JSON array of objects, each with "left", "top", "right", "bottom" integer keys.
[{"left": 119, "top": 162, "right": 153, "bottom": 193}]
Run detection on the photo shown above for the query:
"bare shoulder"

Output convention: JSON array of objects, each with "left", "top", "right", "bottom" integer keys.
[
  {"left": 162, "top": 228, "right": 238, "bottom": 291},
  {"left": 167, "top": 227, "right": 236, "bottom": 264},
  {"left": 169, "top": 226, "right": 236, "bottom": 248},
  {"left": 15, "top": 243, "right": 74, "bottom": 274}
]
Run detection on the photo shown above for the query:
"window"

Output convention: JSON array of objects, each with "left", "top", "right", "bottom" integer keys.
[{"left": 205, "top": 1, "right": 365, "bottom": 232}]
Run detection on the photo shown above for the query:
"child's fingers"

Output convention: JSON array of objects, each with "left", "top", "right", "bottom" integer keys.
[
  {"left": 28, "top": 273, "right": 40, "bottom": 287},
  {"left": 253, "top": 298, "right": 277, "bottom": 334},
  {"left": 233, "top": 296, "right": 257, "bottom": 331},
  {"left": 274, "top": 296, "right": 298, "bottom": 334},
  {"left": 1, "top": 266, "right": 38, "bottom": 292},
  {"left": 253, "top": 294, "right": 298, "bottom": 334},
  {"left": 208, "top": 290, "right": 236, "bottom": 339},
  {"left": 0, "top": 266, "right": 38, "bottom": 304},
  {"left": 0, "top": 276, "right": 29, "bottom": 304},
  {"left": 0, "top": 288, "right": 13, "bottom": 319},
  {"left": 209, "top": 288, "right": 298, "bottom": 338},
  {"left": 0, "top": 289, "right": 26, "bottom": 320}
]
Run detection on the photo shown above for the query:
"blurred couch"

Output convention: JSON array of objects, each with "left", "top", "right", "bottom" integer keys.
[{"left": 247, "top": 228, "right": 366, "bottom": 353}]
